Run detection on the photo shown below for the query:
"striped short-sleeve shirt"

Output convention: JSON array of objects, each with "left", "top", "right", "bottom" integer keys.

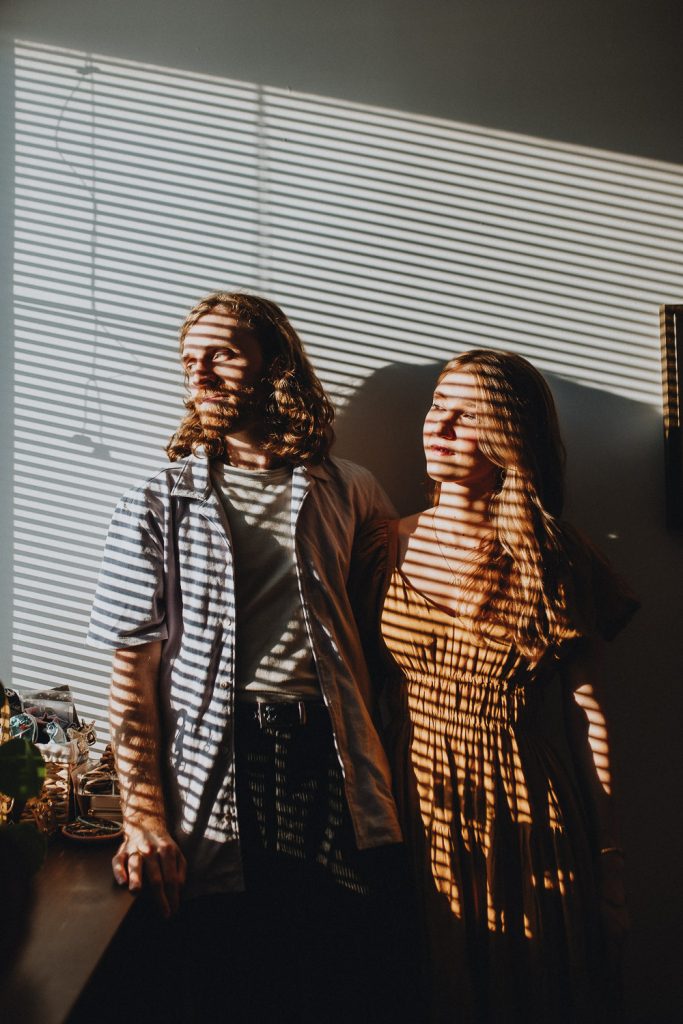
[{"left": 88, "top": 452, "right": 402, "bottom": 896}]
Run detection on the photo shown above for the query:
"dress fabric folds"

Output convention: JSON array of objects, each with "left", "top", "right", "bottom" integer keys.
[{"left": 355, "top": 520, "right": 638, "bottom": 1024}]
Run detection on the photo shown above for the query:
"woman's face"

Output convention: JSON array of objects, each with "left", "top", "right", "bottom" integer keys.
[{"left": 423, "top": 369, "right": 499, "bottom": 493}]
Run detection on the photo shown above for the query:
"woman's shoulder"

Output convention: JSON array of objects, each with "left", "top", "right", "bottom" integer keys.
[
  {"left": 397, "top": 511, "right": 421, "bottom": 535},
  {"left": 395, "top": 511, "right": 424, "bottom": 564}
]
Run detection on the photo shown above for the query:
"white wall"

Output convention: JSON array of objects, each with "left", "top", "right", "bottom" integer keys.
[{"left": 1, "top": 3, "right": 681, "bottom": 1020}]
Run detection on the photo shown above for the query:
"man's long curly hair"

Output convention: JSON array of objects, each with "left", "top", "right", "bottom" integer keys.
[
  {"left": 166, "top": 292, "right": 335, "bottom": 464},
  {"left": 432, "top": 349, "right": 575, "bottom": 664}
]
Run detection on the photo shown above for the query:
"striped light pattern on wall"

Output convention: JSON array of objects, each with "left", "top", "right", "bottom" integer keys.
[{"left": 12, "top": 40, "right": 683, "bottom": 741}]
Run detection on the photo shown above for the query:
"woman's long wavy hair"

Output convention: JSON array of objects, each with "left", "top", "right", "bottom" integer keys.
[
  {"left": 166, "top": 292, "right": 335, "bottom": 464},
  {"left": 434, "top": 349, "right": 574, "bottom": 663}
]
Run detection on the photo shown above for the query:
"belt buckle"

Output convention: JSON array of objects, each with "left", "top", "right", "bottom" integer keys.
[
  {"left": 255, "top": 701, "right": 286, "bottom": 728},
  {"left": 255, "top": 700, "right": 307, "bottom": 728}
]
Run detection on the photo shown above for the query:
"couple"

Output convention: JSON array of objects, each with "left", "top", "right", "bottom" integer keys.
[{"left": 88, "top": 292, "right": 637, "bottom": 1023}]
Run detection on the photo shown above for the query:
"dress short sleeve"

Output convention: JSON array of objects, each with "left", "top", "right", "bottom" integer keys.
[{"left": 562, "top": 525, "right": 640, "bottom": 642}]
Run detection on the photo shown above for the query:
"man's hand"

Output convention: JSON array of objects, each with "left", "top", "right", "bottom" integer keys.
[
  {"left": 109, "top": 643, "right": 185, "bottom": 917},
  {"left": 112, "top": 819, "right": 187, "bottom": 918}
]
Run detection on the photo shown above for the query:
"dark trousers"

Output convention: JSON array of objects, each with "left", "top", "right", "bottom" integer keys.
[{"left": 174, "top": 704, "right": 425, "bottom": 1024}]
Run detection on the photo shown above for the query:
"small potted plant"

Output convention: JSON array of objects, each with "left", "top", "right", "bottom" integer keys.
[{"left": 0, "top": 679, "right": 48, "bottom": 974}]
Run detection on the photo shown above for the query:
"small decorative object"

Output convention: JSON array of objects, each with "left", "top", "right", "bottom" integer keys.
[
  {"left": 2, "top": 689, "right": 23, "bottom": 717},
  {"left": 8, "top": 685, "right": 96, "bottom": 827},
  {"left": 0, "top": 681, "right": 47, "bottom": 827},
  {"left": 68, "top": 721, "right": 98, "bottom": 761},
  {"left": 61, "top": 816, "right": 123, "bottom": 842},
  {"left": 35, "top": 756, "right": 73, "bottom": 826},
  {"left": 660, "top": 304, "right": 683, "bottom": 529},
  {"left": 9, "top": 713, "right": 38, "bottom": 742},
  {"left": 74, "top": 743, "right": 122, "bottom": 822},
  {"left": 22, "top": 795, "right": 58, "bottom": 836}
]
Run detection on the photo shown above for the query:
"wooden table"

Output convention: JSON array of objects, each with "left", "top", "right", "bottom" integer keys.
[{"left": 4, "top": 839, "right": 136, "bottom": 1024}]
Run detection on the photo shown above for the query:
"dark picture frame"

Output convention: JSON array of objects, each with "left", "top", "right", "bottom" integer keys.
[{"left": 660, "top": 305, "right": 683, "bottom": 529}]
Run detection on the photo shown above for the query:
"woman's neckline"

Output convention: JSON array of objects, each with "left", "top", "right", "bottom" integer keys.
[
  {"left": 388, "top": 519, "right": 510, "bottom": 646},
  {"left": 388, "top": 519, "right": 467, "bottom": 621},
  {"left": 392, "top": 563, "right": 467, "bottom": 622}
]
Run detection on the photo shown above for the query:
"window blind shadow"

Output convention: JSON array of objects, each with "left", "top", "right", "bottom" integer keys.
[{"left": 12, "top": 38, "right": 683, "bottom": 743}]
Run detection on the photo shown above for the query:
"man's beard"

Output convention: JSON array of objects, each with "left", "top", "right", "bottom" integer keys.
[{"left": 191, "top": 384, "right": 266, "bottom": 438}]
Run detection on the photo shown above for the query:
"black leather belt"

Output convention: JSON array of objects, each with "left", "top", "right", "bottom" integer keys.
[{"left": 237, "top": 699, "right": 327, "bottom": 729}]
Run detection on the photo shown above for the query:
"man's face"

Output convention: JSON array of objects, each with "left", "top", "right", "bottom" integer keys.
[{"left": 181, "top": 310, "right": 266, "bottom": 434}]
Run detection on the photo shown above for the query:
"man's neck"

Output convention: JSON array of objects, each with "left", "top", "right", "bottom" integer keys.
[{"left": 222, "top": 430, "right": 285, "bottom": 471}]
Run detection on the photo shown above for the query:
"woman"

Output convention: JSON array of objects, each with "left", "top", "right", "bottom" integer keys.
[{"left": 354, "top": 350, "right": 637, "bottom": 1024}]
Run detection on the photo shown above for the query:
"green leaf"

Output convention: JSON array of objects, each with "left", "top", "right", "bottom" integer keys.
[{"left": 0, "top": 738, "right": 46, "bottom": 800}]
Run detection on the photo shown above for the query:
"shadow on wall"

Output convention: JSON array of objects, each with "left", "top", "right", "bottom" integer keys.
[
  {"left": 335, "top": 359, "right": 443, "bottom": 516},
  {"left": 336, "top": 357, "right": 683, "bottom": 1023},
  {"left": 550, "top": 373, "right": 683, "bottom": 1024},
  {"left": 8, "top": 33, "right": 683, "bottom": 1023},
  {"left": 335, "top": 356, "right": 664, "bottom": 539},
  {"left": 336, "top": 356, "right": 668, "bottom": 559}
]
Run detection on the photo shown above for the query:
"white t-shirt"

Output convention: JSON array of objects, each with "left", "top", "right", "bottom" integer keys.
[{"left": 212, "top": 461, "right": 320, "bottom": 701}]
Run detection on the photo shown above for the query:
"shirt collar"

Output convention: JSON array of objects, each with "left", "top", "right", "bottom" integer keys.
[{"left": 171, "top": 449, "right": 331, "bottom": 499}]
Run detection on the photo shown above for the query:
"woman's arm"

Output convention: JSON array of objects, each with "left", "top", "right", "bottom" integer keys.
[
  {"left": 109, "top": 642, "right": 186, "bottom": 917},
  {"left": 560, "top": 636, "right": 628, "bottom": 945}
]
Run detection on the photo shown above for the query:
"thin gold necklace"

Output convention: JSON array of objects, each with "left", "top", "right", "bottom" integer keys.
[{"left": 430, "top": 507, "right": 466, "bottom": 587}]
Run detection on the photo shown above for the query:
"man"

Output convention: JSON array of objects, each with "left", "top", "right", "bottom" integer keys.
[{"left": 87, "top": 293, "right": 419, "bottom": 1023}]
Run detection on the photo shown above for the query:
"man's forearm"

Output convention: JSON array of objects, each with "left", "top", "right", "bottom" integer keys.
[{"left": 110, "top": 642, "right": 167, "bottom": 828}]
